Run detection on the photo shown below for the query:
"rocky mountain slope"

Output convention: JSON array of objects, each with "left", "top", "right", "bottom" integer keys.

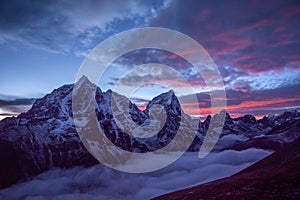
[
  {"left": 0, "top": 76, "right": 299, "bottom": 189},
  {"left": 153, "top": 136, "right": 300, "bottom": 200}
]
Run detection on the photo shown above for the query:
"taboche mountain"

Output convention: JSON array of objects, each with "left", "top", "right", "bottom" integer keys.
[{"left": 0, "top": 76, "right": 299, "bottom": 189}]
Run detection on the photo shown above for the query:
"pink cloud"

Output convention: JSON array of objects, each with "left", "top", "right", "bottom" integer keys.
[
  {"left": 182, "top": 97, "right": 300, "bottom": 117},
  {"left": 281, "top": 6, "right": 300, "bottom": 18}
]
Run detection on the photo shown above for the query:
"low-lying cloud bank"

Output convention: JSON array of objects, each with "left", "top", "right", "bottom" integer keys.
[{"left": 0, "top": 148, "right": 272, "bottom": 200}]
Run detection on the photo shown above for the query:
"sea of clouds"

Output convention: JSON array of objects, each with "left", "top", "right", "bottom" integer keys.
[{"left": 0, "top": 148, "right": 272, "bottom": 200}]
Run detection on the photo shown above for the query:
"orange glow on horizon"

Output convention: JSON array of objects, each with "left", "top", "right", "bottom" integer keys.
[
  {"left": 137, "top": 105, "right": 147, "bottom": 111},
  {"left": 136, "top": 97, "right": 299, "bottom": 118},
  {"left": 182, "top": 97, "right": 299, "bottom": 117}
]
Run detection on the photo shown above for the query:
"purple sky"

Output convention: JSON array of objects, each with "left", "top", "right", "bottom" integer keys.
[{"left": 0, "top": 0, "right": 299, "bottom": 120}]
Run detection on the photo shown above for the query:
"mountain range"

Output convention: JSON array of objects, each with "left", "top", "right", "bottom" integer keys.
[{"left": 0, "top": 76, "right": 299, "bottom": 191}]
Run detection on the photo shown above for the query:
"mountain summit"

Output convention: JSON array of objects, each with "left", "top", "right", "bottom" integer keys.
[{"left": 0, "top": 78, "right": 299, "bottom": 189}]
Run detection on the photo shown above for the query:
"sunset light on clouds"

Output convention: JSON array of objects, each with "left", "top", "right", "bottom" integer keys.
[{"left": 0, "top": 0, "right": 299, "bottom": 120}]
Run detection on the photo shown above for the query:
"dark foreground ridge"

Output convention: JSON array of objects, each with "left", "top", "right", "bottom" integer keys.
[
  {"left": 0, "top": 77, "right": 299, "bottom": 189},
  {"left": 152, "top": 136, "right": 300, "bottom": 200}
]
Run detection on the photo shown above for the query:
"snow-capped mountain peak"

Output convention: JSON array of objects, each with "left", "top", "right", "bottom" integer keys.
[{"left": 0, "top": 79, "right": 299, "bottom": 189}]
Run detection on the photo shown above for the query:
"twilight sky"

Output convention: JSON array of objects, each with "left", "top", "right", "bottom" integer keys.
[{"left": 0, "top": 0, "right": 299, "bottom": 120}]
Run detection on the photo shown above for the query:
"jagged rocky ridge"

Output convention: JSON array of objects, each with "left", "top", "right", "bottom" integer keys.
[{"left": 0, "top": 76, "right": 299, "bottom": 189}]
